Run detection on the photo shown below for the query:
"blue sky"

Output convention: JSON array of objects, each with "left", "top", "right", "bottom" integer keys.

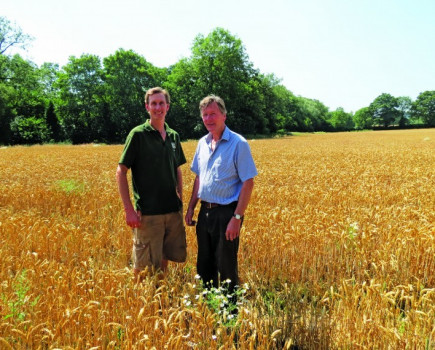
[{"left": 3, "top": 0, "right": 434, "bottom": 113}]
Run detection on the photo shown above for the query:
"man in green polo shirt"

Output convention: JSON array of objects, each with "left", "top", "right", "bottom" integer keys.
[{"left": 116, "top": 87, "right": 187, "bottom": 281}]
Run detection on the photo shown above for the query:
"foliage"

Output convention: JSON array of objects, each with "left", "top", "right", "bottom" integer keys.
[
  {"left": 353, "top": 106, "right": 373, "bottom": 129},
  {"left": 0, "top": 17, "right": 36, "bottom": 144},
  {"left": 164, "top": 58, "right": 205, "bottom": 139},
  {"left": 0, "top": 80, "right": 15, "bottom": 144},
  {"left": 10, "top": 115, "right": 50, "bottom": 144},
  {"left": 396, "top": 96, "right": 412, "bottom": 126},
  {"left": 369, "top": 93, "right": 400, "bottom": 127},
  {"left": 1, "top": 16, "right": 434, "bottom": 145},
  {"left": 328, "top": 107, "right": 354, "bottom": 131},
  {"left": 183, "top": 277, "right": 249, "bottom": 328},
  {"left": 297, "top": 97, "right": 331, "bottom": 131},
  {"left": 45, "top": 101, "right": 61, "bottom": 141},
  {"left": 55, "top": 54, "right": 105, "bottom": 143},
  {"left": 166, "top": 28, "right": 269, "bottom": 138},
  {"left": 0, "top": 16, "right": 33, "bottom": 55},
  {"left": 38, "top": 62, "right": 60, "bottom": 102},
  {"left": 102, "top": 49, "right": 167, "bottom": 143},
  {"left": 411, "top": 91, "right": 435, "bottom": 126},
  {"left": 2, "top": 270, "right": 39, "bottom": 323},
  {"left": 269, "top": 83, "right": 301, "bottom": 132},
  {"left": 54, "top": 178, "right": 86, "bottom": 194},
  {"left": 0, "top": 55, "right": 47, "bottom": 144}
]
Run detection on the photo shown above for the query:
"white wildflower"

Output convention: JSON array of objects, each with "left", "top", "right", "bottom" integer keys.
[{"left": 350, "top": 222, "right": 359, "bottom": 231}]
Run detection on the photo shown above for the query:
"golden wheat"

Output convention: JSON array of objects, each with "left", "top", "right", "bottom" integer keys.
[{"left": 0, "top": 129, "right": 434, "bottom": 349}]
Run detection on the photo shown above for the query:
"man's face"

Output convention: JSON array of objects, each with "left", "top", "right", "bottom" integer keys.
[
  {"left": 201, "top": 101, "right": 226, "bottom": 135},
  {"left": 146, "top": 93, "right": 169, "bottom": 121}
]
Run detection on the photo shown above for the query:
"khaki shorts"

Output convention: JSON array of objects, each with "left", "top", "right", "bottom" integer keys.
[{"left": 132, "top": 210, "right": 187, "bottom": 271}]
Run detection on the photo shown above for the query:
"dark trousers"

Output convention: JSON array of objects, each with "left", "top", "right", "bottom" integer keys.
[{"left": 196, "top": 202, "right": 240, "bottom": 292}]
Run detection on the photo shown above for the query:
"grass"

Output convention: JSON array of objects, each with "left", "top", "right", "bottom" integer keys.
[{"left": 54, "top": 179, "right": 86, "bottom": 194}]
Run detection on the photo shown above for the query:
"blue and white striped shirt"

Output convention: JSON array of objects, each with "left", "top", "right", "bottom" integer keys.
[{"left": 191, "top": 127, "right": 258, "bottom": 204}]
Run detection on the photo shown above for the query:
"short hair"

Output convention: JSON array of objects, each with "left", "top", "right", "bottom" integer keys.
[
  {"left": 199, "top": 95, "right": 227, "bottom": 115},
  {"left": 145, "top": 87, "right": 170, "bottom": 104}
]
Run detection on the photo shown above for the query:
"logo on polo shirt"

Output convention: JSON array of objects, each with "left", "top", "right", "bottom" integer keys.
[{"left": 171, "top": 142, "right": 176, "bottom": 151}]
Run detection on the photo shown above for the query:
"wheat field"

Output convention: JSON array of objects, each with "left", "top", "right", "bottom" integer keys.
[{"left": 0, "top": 129, "right": 434, "bottom": 349}]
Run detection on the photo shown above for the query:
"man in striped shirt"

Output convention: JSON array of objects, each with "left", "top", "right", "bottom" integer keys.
[{"left": 185, "top": 95, "right": 257, "bottom": 293}]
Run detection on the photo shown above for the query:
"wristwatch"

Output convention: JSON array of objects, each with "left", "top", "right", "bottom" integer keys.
[{"left": 233, "top": 213, "right": 243, "bottom": 220}]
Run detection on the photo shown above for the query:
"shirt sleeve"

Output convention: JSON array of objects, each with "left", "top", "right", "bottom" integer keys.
[
  {"left": 236, "top": 140, "right": 258, "bottom": 182},
  {"left": 191, "top": 142, "right": 201, "bottom": 175},
  {"left": 119, "top": 131, "right": 137, "bottom": 168},
  {"left": 175, "top": 134, "right": 187, "bottom": 167}
]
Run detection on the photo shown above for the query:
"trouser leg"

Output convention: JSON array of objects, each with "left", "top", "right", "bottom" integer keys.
[
  {"left": 196, "top": 207, "right": 218, "bottom": 288},
  {"left": 196, "top": 204, "right": 240, "bottom": 292},
  {"left": 216, "top": 205, "right": 239, "bottom": 292}
]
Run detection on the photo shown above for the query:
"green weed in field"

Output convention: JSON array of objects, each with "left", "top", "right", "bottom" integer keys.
[
  {"left": 54, "top": 179, "right": 86, "bottom": 194},
  {"left": 2, "top": 270, "right": 39, "bottom": 323}
]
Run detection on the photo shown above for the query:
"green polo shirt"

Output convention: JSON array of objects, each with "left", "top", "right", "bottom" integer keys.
[{"left": 119, "top": 120, "right": 186, "bottom": 215}]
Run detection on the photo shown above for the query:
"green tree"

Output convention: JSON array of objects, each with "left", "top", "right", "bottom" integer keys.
[
  {"left": 268, "top": 83, "right": 300, "bottom": 132},
  {"left": 297, "top": 97, "right": 331, "bottom": 132},
  {"left": 369, "top": 93, "right": 399, "bottom": 127},
  {"left": 45, "top": 101, "right": 60, "bottom": 141},
  {"left": 0, "top": 16, "right": 33, "bottom": 55},
  {"left": 10, "top": 115, "right": 49, "bottom": 144},
  {"left": 1, "top": 17, "right": 41, "bottom": 144},
  {"left": 56, "top": 54, "right": 105, "bottom": 143},
  {"left": 38, "top": 63, "right": 60, "bottom": 101},
  {"left": 38, "top": 63, "right": 62, "bottom": 141},
  {"left": 167, "top": 28, "right": 264, "bottom": 137},
  {"left": 396, "top": 96, "right": 412, "bottom": 127},
  {"left": 353, "top": 107, "right": 373, "bottom": 130},
  {"left": 0, "top": 81, "right": 14, "bottom": 143},
  {"left": 411, "top": 91, "right": 435, "bottom": 126},
  {"left": 193, "top": 28, "right": 255, "bottom": 132},
  {"left": 103, "top": 49, "right": 165, "bottom": 142},
  {"left": 165, "top": 58, "right": 204, "bottom": 139},
  {"left": 0, "top": 55, "right": 47, "bottom": 144},
  {"left": 328, "top": 107, "right": 354, "bottom": 131}
]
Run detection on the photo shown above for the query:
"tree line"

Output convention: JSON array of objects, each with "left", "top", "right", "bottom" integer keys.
[{"left": 1, "top": 17, "right": 434, "bottom": 145}]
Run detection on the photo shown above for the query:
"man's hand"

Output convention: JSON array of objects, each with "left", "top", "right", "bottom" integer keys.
[
  {"left": 126, "top": 209, "right": 141, "bottom": 228},
  {"left": 225, "top": 217, "right": 241, "bottom": 241},
  {"left": 185, "top": 207, "right": 196, "bottom": 226}
]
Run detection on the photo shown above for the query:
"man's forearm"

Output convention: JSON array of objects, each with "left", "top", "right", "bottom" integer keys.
[
  {"left": 187, "top": 176, "right": 200, "bottom": 210},
  {"left": 116, "top": 165, "right": 135, "bottom": 212},
  {"left": 234, "top": 178, "right": 254, "bottom": 216},
  {"left": 176, "top": 167, "right": 183, "bottom": 200}
]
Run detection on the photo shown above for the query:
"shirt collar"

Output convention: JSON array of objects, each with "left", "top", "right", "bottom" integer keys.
[
  {"left": 144, "top": 119, "right": 170, "bottom": 133},
  {"left": 206, "top": 126, "right": 230, "bottom": 143}
]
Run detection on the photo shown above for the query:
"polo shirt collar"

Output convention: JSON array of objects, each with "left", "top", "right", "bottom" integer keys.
[{"left": 144, "top": 119, "right": 170, "bottom": 133}]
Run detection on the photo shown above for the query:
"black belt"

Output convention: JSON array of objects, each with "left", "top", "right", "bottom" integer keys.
[{"left": 201, "top": 201, "right": 237, "bottom": 209}]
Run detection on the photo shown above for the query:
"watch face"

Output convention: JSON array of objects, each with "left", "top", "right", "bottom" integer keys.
[{"left": 234, "top": 214, "right": 241, "bottom": 219}]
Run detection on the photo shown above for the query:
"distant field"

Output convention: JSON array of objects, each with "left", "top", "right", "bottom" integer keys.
[{"left": 0, "top": 129, "right": 434, "bottom": 349}]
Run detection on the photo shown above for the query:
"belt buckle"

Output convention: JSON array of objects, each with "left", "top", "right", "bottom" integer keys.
[{"left": 203, "top": 201, "right": 214, "bottom": 209}]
